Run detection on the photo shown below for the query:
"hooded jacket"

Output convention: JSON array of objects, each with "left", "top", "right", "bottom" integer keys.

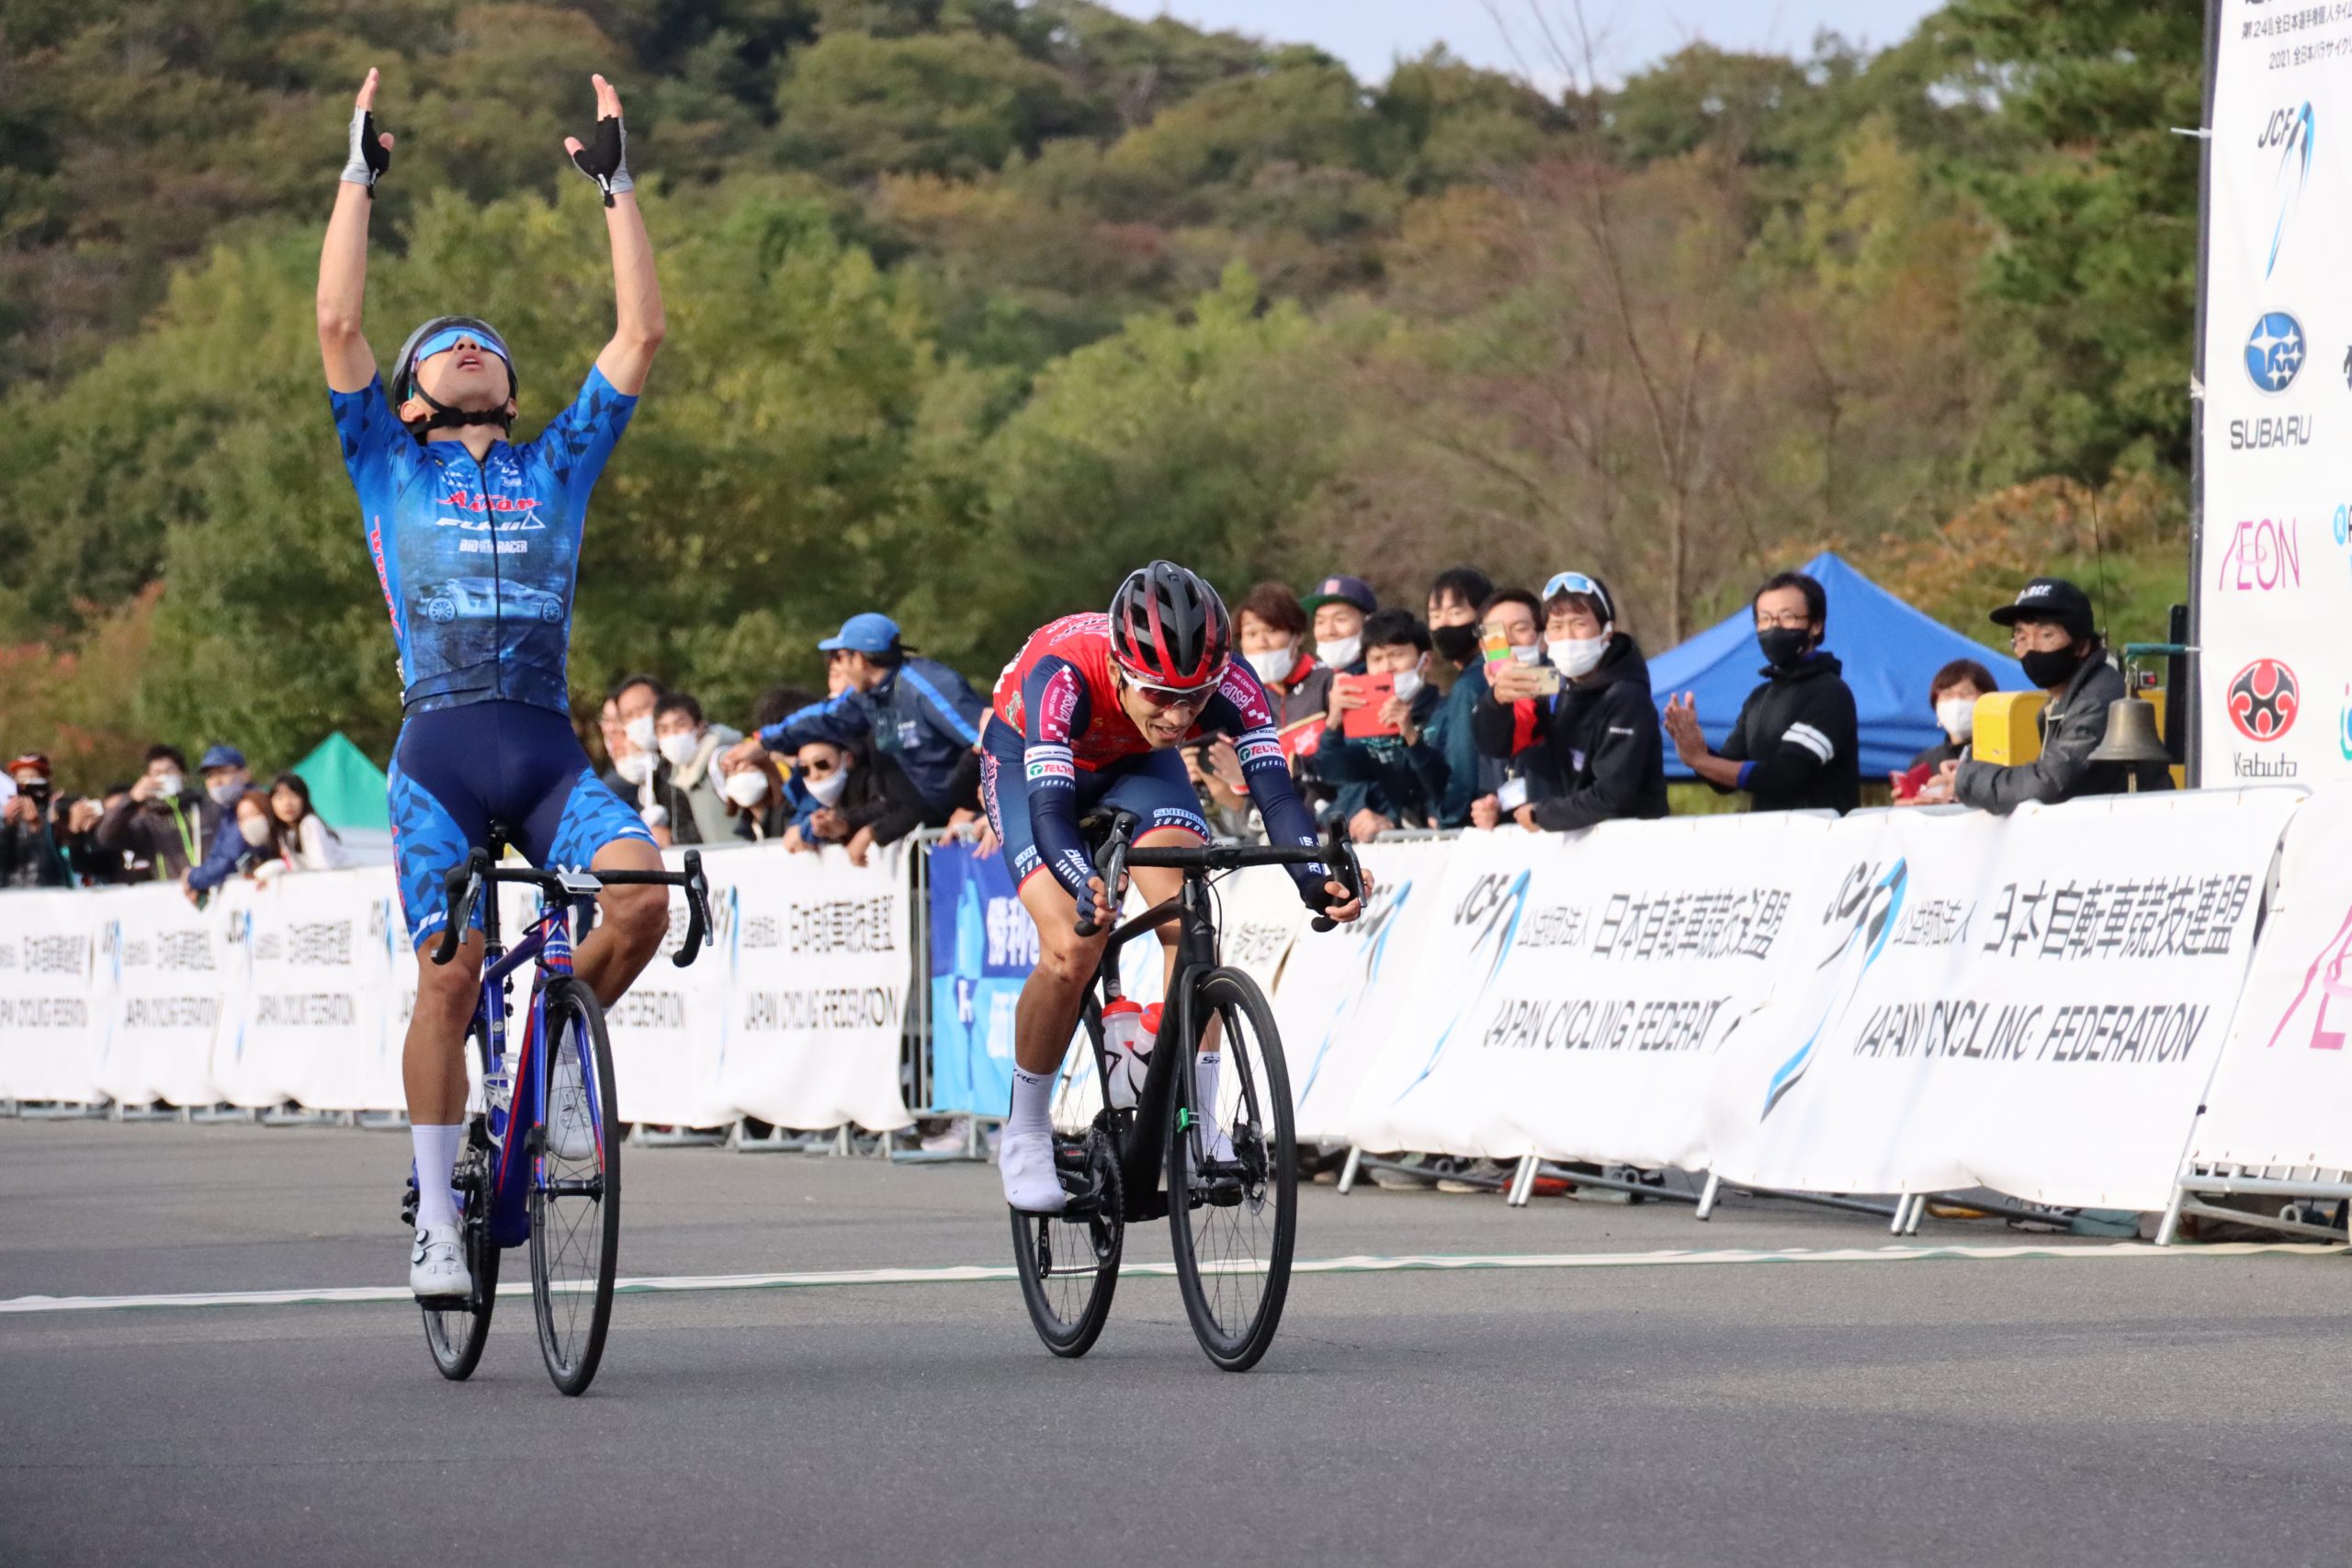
[
  {"left": 1953, "top": 649, "right": 2171, "bottom": 812},
  {"left": 1472, "top": 633, "right": 1668, "bottom": 831},
  {"left": 1713, "top": 650, "right": 1860, "bottom": 815}
]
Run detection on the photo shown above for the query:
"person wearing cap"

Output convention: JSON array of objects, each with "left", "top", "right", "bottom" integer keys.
[
  {"left": 1473, "top": 570, "right": 1668, "bottom": 831},
  {"left": 182, "top": 744, "right": 265, "bottom": 901},
  {"left": 724, "top": 613, "right": 989, "bottom": 829},
  {"left": 318, "top": 69, "right": 678, "bottom": 1303},
  {"left": 0, "top": 753, "right": 72, "bottom": 889},
  {"left": 1305, "top": 574, "right": 1383, "bottom": 824},
  {"left": 1934, "top": 577, "right": 2170, "bottom": 811},
  {"left": 1663, "top": 570, "right": 1860, "bottom": 815}
]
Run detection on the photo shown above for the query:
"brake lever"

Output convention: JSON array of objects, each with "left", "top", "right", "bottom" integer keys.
[
  {"left": 1308, "top": 821, "right": 1364, "bottom": 934},
  {"left": 1074, "top": 814, "right": 1136, "bottom": 940},
  {"left": 673, "top": 852, "right": 709, "bottom": 968},
  {"left": 431, "top": 851, "right": 488, "bottom": 965}
]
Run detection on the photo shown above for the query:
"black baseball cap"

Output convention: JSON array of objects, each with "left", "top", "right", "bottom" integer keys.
[{"left": 1988, "top": 577, "right": 2094, "bottom": 639}]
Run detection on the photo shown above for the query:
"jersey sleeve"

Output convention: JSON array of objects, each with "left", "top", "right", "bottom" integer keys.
[
  {"left": 529, "top": 366, "right": 639, "bottom": 517},
  {"left": 1021, "top": 657, "right": 1099, "bottom": 901},
  {"left": 759, "top": 692, "right": 870, "bottom": 752},
  {"left": 328, "top": 376, "right": 411, "bottom": 499},
  {"left": 1206, "top": 664, "right": 1327, "bottom": 900}
]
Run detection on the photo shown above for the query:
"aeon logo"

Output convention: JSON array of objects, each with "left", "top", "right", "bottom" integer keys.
[{"left": 2216, "top": 515, "right": 2301, "bottom": 591}]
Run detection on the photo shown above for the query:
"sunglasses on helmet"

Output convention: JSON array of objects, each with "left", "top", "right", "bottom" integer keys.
[{"left": 1541, "top": 570, "right": 1613, "bottom": 622}]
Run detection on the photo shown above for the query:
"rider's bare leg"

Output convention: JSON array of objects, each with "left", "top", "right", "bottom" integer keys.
[{"left": 572, "top": 837, "right": 669, "bottom": 1007}]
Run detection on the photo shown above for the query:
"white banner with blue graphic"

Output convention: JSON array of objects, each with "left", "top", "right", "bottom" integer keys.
[
  {"left": 1342, "top": 815, "right": 1842, "bottom": 1168},
  {"left": 2199, "top": 5, "right": 2352, "bottom": 785},
  {"left": 102, "top": 884, "right": 235, "bottom": 1110},
  {"left": 716, "top": 842, "right": 913, "bottom": 1133},
  {"left": 926, "top": 836, "right": 1037, "bottom": 1117},
  {"left": 0, "top": 888, "right": 108, "bottom": 1103},
  {"left": 220, "top": 869, "right": 405, "bottom": 1111},
  {"left": 1709, "top": 790, "right": 2297, "bottom": 1209},
  {"left": 1270, "top": 839, "right": 1452, "bottom": 1145},
  {"left": 2188, "top": 783, "right": 2352, "bottom": 1171}
]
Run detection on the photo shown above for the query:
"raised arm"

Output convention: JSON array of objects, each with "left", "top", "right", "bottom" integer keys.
[
  {"left": 318, "top": 69, "right": 393, "bottom": 394},
  {"left": 565, "top": 74, "right": 664, "bottom": 396}
]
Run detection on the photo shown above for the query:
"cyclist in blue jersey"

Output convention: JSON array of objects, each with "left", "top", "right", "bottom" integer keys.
[{"left": 318, "top": 69, "right": 670, "bottom": 1299}]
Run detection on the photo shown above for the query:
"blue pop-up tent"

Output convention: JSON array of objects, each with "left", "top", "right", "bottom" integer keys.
[{"left": 1647, "top": 551, "right": 2027, "bottom": 781}]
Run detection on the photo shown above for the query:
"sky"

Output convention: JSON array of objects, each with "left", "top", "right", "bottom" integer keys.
[{"left": 1095, "top": 1, "right": 1949, "bottom": 88}]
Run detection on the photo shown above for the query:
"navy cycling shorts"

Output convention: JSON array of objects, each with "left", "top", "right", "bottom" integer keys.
[
  {"left": 979, "top": 721, "right": 1208, "bottom": 891},
  {"left": 386, "top": 700, "right": 654, "bottom": 947}
]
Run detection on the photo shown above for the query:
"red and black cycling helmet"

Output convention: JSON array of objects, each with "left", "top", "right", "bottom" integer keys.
[{"left": 1107, "top": 560, "right": 1232, "bottom": 692}]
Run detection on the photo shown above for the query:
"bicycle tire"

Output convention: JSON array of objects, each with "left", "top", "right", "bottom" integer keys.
[
  {"left": 1165, "top": 966, "right": 1297, "bottom": 1371},
  {"left": 529, "top": 976, "right": 620, "bottom": 1396},
  {"left": 1010, "top": 994, "right": 1124, "bottom": 1357},
  {"left": 422, "top": 1139, "right": 500, "bottom": 1379}
]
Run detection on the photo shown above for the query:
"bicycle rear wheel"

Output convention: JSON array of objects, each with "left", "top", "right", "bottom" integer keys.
[
  {"left": 1166, "top": 966, "right": 1297, "bottom": 1371},
  {"left": 1010, "top": 995, "right": 1125, "bottom": 1357},
  {"left": 529, "top": 976, "right": 620, "bottom": 1396},
  {"left": 422, "top": 1127, "right": 500, "bottom": 1380}
]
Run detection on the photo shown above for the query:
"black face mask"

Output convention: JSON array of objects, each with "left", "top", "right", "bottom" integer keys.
[
  {"left": 1757, "top": 626, "right": 1812, "bottom": 669},
  {"left": 1430, "top": 623, "right": 1480, "bottom": 665},
  {"left": 2019, "top": 646, "right": 2086, "bottom": 690}
]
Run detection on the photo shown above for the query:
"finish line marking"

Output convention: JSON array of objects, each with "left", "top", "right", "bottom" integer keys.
[{"left": 2, "top": 1240, "right": 2339, "bottom": 1316}]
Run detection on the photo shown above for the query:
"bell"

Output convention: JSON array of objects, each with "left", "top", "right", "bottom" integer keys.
[{"left": 2087, "top": 695, "right": 2170, "bottom": 775}]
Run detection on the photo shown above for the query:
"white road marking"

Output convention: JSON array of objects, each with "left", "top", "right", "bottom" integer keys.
[{"left": 1, "top": 1240, "right": 2338, "bottom": 1316}]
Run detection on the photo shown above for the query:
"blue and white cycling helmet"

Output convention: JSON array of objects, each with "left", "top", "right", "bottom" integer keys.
[{"left": 390, "top": 315, "right": 517, "bottom": 434}]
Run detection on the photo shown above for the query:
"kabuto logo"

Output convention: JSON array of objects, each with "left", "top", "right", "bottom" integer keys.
[
  {"left": 1760, "top": 860, "right": 1906, "bottom": 1120},
  {"left": 1392, "top": 870, "right": 1528, "bottom": 1102},
  {"left": 2227, "top": 658, "right": 2299, "bottom": 742},
  {"left": 2257, "top": 102, "right": 2314, "bottom": 278}
]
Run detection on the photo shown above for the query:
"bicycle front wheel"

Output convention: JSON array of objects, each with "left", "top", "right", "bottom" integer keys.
[
  {"left": 1165, "top": 966, "right": 1297, "bottom": 1371},
  {"left": 1011, "top": 995, "right": 1125, "bottom": 1357},
  {"left": 529, "top": 976, "right": 620, "bottom": 1396}
]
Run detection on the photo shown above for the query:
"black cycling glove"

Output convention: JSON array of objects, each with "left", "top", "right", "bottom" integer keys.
[
  {"left": 568, "top": 112, "right": 634, "bottom": 207},
  {"left": 342, "top": 105, "right": 392, "bottom": 193}
]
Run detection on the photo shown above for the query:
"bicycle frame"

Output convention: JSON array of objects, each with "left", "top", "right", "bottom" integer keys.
[{"left": 469, "top": 888, "right": 591, "bottom": 1250}]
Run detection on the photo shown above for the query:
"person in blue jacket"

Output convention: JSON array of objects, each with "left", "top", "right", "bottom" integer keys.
[{"left": 725, "top": 613, "right": 988, "bottom": 818}]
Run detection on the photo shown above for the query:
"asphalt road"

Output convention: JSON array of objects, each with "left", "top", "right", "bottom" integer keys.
[{"left": 5, "top": 1119, "right": 2349, "bottom": 1567}]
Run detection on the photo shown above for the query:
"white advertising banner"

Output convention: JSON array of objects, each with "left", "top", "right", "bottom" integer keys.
[
  {"left": 1344, "top": 815, "right": 1843, "bottom": 1168},
  {"left": 2191, "top": 783, "right": 2352, "bottom": 1170},
  {"left": 602, "top": 846, "right": 740, "bottom": 1129},
  {"left": 0, "top": 891, "right": 107, "bottom": 1103},
  {"left": 224, "top": 869, "right": 405, "bottom": 1111},
  {"left": 100, "top": 885, "right": 232, "bottom": 1110},
  {"left": 1270, "top": 838, "right": 1451, "bottom": 1145},
  {"left": 2199, "top": 3, "right": 2352, "bottom": 785},
  {"left": 1710, "top": 791, "right": 2298, "bottom": 1209},
  {"left": 718, "top": 842, "right": 912, "bottom": 1132}
]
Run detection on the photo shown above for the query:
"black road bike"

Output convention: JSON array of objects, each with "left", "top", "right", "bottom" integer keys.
[{"left": 1010, "top": 811, "right": 1363, "bottom": 1371}]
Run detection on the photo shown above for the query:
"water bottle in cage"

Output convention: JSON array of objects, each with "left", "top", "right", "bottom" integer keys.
[
  {"left": 1102, "top": 997, "right": 1148, "bottom": 1110},
  {"left": 483, "top": 1064, "right": 514, "bottom": 1148}
]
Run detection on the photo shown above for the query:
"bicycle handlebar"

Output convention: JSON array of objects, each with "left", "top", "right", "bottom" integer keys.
[
  {"left": 1077, "top": 813, "right": 1367, "bottom": 935},
  {"left": 428, "top": 849, "right": 716, "bottom": 969}
]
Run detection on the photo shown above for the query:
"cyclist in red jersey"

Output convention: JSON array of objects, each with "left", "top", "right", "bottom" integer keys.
[{"left": 983, "top": 561, "right": 1363, "bottom": 1212}]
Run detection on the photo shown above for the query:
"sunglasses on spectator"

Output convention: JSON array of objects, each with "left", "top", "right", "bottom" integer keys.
[{"left": 798, "top": 757, "right": 842, "bottom": 778}]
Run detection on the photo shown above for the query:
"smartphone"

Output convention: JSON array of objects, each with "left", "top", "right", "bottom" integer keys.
[
  {"left": 1479, "top": 625, "right": 1513, "bottom": 665},
  {"left": 1526, "top": 665, "right": 1563, "bottom": 697},
  {"left": 1338, "top": 671, "right": 1401, "bottom": 739}
]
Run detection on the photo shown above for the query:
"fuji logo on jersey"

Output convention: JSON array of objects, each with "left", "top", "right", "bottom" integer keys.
[
  {"left": 2227, "top": 658, "right": 2300, "bottom": 742},
  {"left": 2245, "top": 311, "right": 2307, "bottom": 394}
]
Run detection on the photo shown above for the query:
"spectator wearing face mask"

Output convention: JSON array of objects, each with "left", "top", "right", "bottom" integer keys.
[
  {"left": 97, "top": 744, "right": 224, "bottom": 882},
  {"left": 648, "top": 692, "right": 741, "bottom": 846},
  {"left": 266, "top": 773, "right": 353, "bottom": 871},
  {"left": 1663, "top": 570, "right": 1860, "bottom": 815},
  {"left": 0, "top": 753, "right": 72, "bottom": 888},
  {"left": 1421, "top": 565, "right": 1498, "bottom": 827},
  {"left": 178, "top": 744, "right": 263, "bottom": 899},
  {"left": 1466, "top": 587, "right": 1548, "bottom": 829},
  {"left": 1939, "top": 577, "right": 2169, "bottom": 810},
  {"left": 1471, "top": 571, "right": 1667, "bottom": 832},
  {"left": 721, "top": 685, "right": 817, "bottom": 841},
  {"left": 188, "top": 789, "right": 286, "bottom": 897},
  {"left": 61, "top": 783, "right": 132, "bottom": 885},
  {"left": 1313, "top": 609, "right": 1450, "bottom": 840},
  {"left": 1234, "top": 581, "right": 1330, "bottom": 761},
  {"left": 1892, "top": 660, "right": 1997, "bottom": 801},
  {"left": 782, "top": 735, "right": 934, "bottom": 865}
]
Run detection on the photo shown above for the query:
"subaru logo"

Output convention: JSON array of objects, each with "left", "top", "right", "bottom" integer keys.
[
  {"left": 2260, "top": 103, "right": 2315, "bottom": 277},
  {"left": 2245, "top": 311, "right": 2307, "bottom": 394}
]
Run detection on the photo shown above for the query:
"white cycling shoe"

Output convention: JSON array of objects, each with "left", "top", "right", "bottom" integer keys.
[
  {"left": 998, "top": 1131, "right": 1068, "bottom": 1213},
  {"left": 410, "top": 1224, "right": 471, "bottom": 1300},
  {"left": 547, "top": 1049, "right": 596, "bottom": 1162}
]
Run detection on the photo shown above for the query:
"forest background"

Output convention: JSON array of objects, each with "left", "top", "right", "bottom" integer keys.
[{"left": 0, "top": 0, "right": 2201, "bottom": 778}]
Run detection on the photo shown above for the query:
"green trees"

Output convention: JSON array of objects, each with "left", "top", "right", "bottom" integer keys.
[{"left": 0, "top": 0, "right": 2210, "bottom": 782}]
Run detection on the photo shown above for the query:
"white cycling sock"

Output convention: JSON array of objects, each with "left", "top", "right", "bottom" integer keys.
[
  {"left": 412, "top": 1122, "right": 463, "bottom": 1231},
  {"left": 1007, "top": 1066, "right": 1055, "bottom": 1141},
  {"left": 1194, "top": 1052, "right": 1222, "bottom": 1130}
]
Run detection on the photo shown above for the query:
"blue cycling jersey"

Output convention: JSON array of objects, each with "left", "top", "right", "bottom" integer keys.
[{"left": 330, "top": 368, "right": 636, "bottom": 715}]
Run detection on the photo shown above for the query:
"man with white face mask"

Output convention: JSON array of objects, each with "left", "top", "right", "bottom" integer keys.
[
  {"left": 1471, "top": 570, "right": 1667, "bottom": 832},
  {"left": 96, "top": 743, "right": 223, "bottom": 883},
  {"left": 648, "top": 691, "right": 742, "bottom": 845},
  {"left": 1312, "top": 608, "right": 1451, "bottom": 840}
]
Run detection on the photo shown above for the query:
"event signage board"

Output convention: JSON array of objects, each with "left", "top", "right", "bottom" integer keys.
[
  {"left": 103, "top": 884, "right": 233, "bottom": 1110},
  {"left": 0, "top": 890, "right": 107, "bottom": 1103},
  {"left": 2190, "top": 782, "right": 2352, "bottom": 1171},
  {"left": 924, "top": 837, "right": 1035, "bottom": 1117},
  {"left": 2199, "top": 2, "right": 2352, "bottom": 784},
  {"left": 1707, "top": 791, "right": 2298, "bottom": 1209},
  {"left": 220, "top": 872, "right": 405, "bottom": 1111},
  {"left": 1344, "top": 815, "right": 1843, "bottom": 1168}
]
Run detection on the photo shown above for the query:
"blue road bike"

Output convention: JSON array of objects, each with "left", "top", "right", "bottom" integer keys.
[{"left": 401, "top": 830, "right": 712, "bottom": 1395}]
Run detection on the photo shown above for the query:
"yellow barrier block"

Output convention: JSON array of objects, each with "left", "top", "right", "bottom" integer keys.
[
  {"left": 1972, "top": 691, "right": 2047, "bottom": 765},
  {"left": 2140, "top": 686, "right": 2188, "bottom": 790}
]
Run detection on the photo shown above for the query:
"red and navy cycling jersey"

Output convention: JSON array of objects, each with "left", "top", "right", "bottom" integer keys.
[{"left": 990, "top": 612, "right": 1324, "bottom": 901}]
